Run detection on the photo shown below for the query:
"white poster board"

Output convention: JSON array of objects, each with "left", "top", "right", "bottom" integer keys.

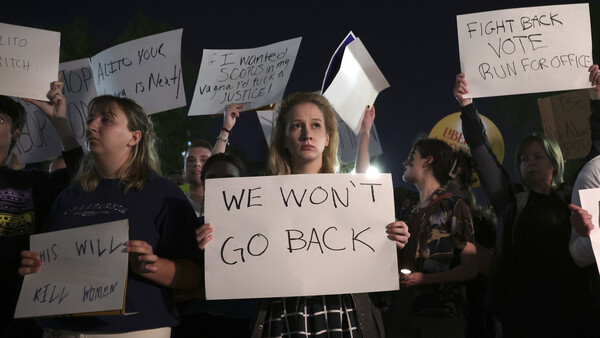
[
  {"left": 188, "top": 37, "right": 301, "bottom": 116},
  {"left": 14, "top": 220, "right": 129, "bottom": 318},
  {"left": 11, "top": 59, "right": 97, "bottom": 164},
  {"left": 256, "top": 109, "right": 383, "bottom": 163},
  {"left": 0, "top": 23, "right": 60, "bottom": 100},
  {"left": 577, "top": 188, "right": 600, "bottom": 274},
  {"left": 457, "top": 4, "right": 592, "bottom": 98},
  {"left": 61, "top": 58, "right": 98, "bottom": 149},
  {"left": 323, "top": 38, "right": 390, "bottom": 135},
  {"left": 90, "top": 29, "right": 185, "bottom": 114},
  {"left": 204, "top": 173, "right": 398, "bottom": 300}
]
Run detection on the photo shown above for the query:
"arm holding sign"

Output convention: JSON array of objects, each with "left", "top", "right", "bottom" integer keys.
[
  {"left": 18, "top": 250, "right": 43, "bottom": 275},
  {"left": 587, "top": 65, "right": 600, "bottom": 157},
  {"left": 454, "top": 74, "right": 515, "bottom": 214},
  {"left": 355, "top": 105, "right": 375, "bottom": 173},
  {"left": 23, "top": 81, "right": 79, "bottom": 152},
  {"left": 213, "top": 104, "right": 243, "bottom": 155}
]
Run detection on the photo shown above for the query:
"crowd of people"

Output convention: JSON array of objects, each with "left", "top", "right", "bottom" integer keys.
[{"left": 1, "top": 49, "right": 600, "bottom": 338}]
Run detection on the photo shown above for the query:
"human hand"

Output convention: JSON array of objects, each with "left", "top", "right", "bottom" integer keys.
[
  {"left": 196, "top": 223, "right": 214, "bottom": 250},
  {"left": 400, "top": 271, "right": 424, "bottom": 287},
  {"left": 127, "top": 240, "right": 159, "bottom": 274},
  {"left": 19, "top": 250, "right": 43, "bottom": 276},
  {"left": 568, "top": 204, "right": 594, "bottom": 237},
  {"left": 23, "top": 81, "right": 67, "bottom": 121},
  {"left": 454, "top": 73, "right": 473, "bottom": 107},
  {"left": 224, "top": 103, "right": 243, "bottom": 131},
  {"left": 360, "top": 105, "right": 375, "bottom": 135},
  {"left": 386, "top": 221, "right": 410, "bottom": 249}
]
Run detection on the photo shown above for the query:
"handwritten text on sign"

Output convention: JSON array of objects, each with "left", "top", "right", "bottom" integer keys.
[
  {"left": 457, "top": 4, "right": 592, "bottom": 98},
  {"left": 538, "top": 89, "right": 591, "bottom": 160},
  {"left": 0, "top": 22, "right": 60, "bottom": 100},
  {"left": 188, "top": 37, "right": 301, "bottom": 116},
  {"left": 204, "top": 173, "right": 398, "bottom": 300},
  {"left": 90, "top": 29, "right": 185, "bottom": 115},
  {"left": 11, "top": 59, "right": 96, "bottom": 164},
  {"left": 14, "top": 220, "right": 128, "bottom": 318}
]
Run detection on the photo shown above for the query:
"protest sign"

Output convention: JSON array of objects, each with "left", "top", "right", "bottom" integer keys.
[
  {"left": 323, "top": 38, "right": 390, "bottom": 135},
  {"left": 538, "top": 89, "right": 591, "bottom": 160},
  {"left": 188, "top": 37, "right": 301, "bottom": 116},
  {"left": 578, "top": 188, "right": 600, "bottom": 276},
  {"left": 14, "top": 219, "right": 129, "bottom": 318},
  {"left": 457, "top": 3, "right": 592, "bottom": 98},
  {"left": 90, "top": 29, "right": 185, "bottom": 114},
  {"left": 204, "top": 173, "right": 398, "bottom": 300},
  {"left": 321, "top": 31, "right": 356, "bottom": 93},
  {"left": 61, "top": 58, "right": 97, "bottom": 149},
  {"left": 256, "top": 108, "right": 383, "bottom": 163},
  {"left": 0, "top": 23, "right": 60, "bottom": 100},
  {"left": 11, "top": 59, "right": 97, "bottom": 164}
]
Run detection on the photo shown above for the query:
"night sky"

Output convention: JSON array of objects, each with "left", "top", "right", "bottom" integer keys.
[{"left": 2, "top": 0, "right": 598, "bottom": 199}]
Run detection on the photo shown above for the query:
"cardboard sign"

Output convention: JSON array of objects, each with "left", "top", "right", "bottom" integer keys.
[
  {"left": 0, "top": 23, "right": 60, "bottom": 100},
  {"left": 204, "top": 173, "right": 398, "bottom": 300},
  {"left": 90, "top": 29, "right": 185, "bottom": 114},
  {"left": 578, "top": 188, "right": 600, "bottom": 275},
  {"left": 457, "top": 4, "right": 592, "bottom": 98},
  {"left": 14, "top": 220, "right": 129, "bottom": 318},
  {"left": 188, "top": 37, "right": 301, "bottom": 116},
  {"left": 323, "top": 38, "right": 390, "bottom": 134},
  {"left": 538, "top": 89, "right": 591, "bottom": 160}
]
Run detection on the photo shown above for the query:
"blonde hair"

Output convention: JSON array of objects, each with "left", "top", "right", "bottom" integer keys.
[
  {"left": 515, "top": 133, "right": 564, "bottom": 189},
  {"left": 77, "top": 96, "right": 161, "bottom": 193},
  {"left": 267, "top": 93, "right": 339, "bottom": 175}
]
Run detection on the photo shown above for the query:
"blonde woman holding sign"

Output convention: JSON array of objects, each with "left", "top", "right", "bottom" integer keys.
[
  {"left": 20, "top": 96, "right": 202, "bottom": 338},
  {"left": 246, "top": 92, "right": 408, "bottom": 338}
]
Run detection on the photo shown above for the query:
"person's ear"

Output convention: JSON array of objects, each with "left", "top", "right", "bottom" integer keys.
[
  {"left": 11, "top": 128, "right": 21, "bottom": 142},
  {"left": 128, "top": 130, "right": 142, "bottom": 147}
]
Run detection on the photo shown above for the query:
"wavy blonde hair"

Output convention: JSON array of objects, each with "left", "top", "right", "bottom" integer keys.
[
  {"left": 267, "top": 93, "right": 339, "bottom": 175},
  {"left": 77, "top": 96, "right": 161, "bottom": 193}
]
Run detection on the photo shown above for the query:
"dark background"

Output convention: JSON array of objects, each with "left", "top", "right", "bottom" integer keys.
[{"left": 2, "top": 0, "right": 599, "bottom": 201}]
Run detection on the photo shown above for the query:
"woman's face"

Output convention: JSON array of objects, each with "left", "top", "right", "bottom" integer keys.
[
  {"left": 402, "top": 147, "right": 427, "bottom": 184},
  {"left": 519, "top": 140, "right": 555, "bottom": 189},
  {"left": 86, "top": 103, "right": 139, "bottom": 159},
  {"left": 284, "top": 102, "right": 330, "bottom": 169}
]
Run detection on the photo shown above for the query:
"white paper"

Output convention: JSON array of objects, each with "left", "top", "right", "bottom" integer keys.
[
  {"left": 11, "top": 59, "right": 97, "bottom": 164},
  {"left": 204, "top": 173, "right": 398, "bottom": 300},
  {"left": 323, "top": 38, "right": 390, "bottom": 135},
  {"left": 90, "top": 29, "right": 185, "bottom": 114},
  {"left": 188, "top": 37, "right": 301, "bottom": 116},
  {"left": 0, "top": 23, "right": 60, "bottom": 100},
  {"left": 457, "top": 4, "right": 592, "bottom": 98},
  {"left": 577, "top": 188, "right": 600, "bottom": 274},
  {"left": 14, "top": 220, "right": 129, "bottom": 318}
]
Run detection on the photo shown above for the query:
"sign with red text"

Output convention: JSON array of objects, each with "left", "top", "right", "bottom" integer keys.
[
  {"left": 14, "top": 220, "right": 129, "bottom": 318},
  {"left": 90, "top": 29, "right": 185, "bottom": 114},
  {"left": 538, "top": 89, "right": 591, "bottom": 160},
  {"left": 188, "top": 37, "right": 301, "bottom": 116},
  {"left": 0, "top": 23, "right": 60, "bottom": 100},
  {"left": 204, "top": 173, "right": 398, "bottom": 300},
  {"left": 457, "top": 4, "right": 592, "bottom": 98}
]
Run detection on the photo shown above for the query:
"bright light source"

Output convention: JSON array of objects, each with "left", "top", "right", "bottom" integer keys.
[{"left": 366, "top": 166, "right": 380, "bottom": 178}]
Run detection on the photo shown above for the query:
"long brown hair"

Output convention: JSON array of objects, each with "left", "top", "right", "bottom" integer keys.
[
  {"left": 77, "top": 95, "right": 160, "bottom": 193},
  {"left": 267, "top": 93, "right": 339, "bottom": 175}
]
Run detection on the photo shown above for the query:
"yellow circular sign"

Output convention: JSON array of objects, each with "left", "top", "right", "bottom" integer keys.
[{"left": 429, "top": 112, "right": 504, "bottom": 187}]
